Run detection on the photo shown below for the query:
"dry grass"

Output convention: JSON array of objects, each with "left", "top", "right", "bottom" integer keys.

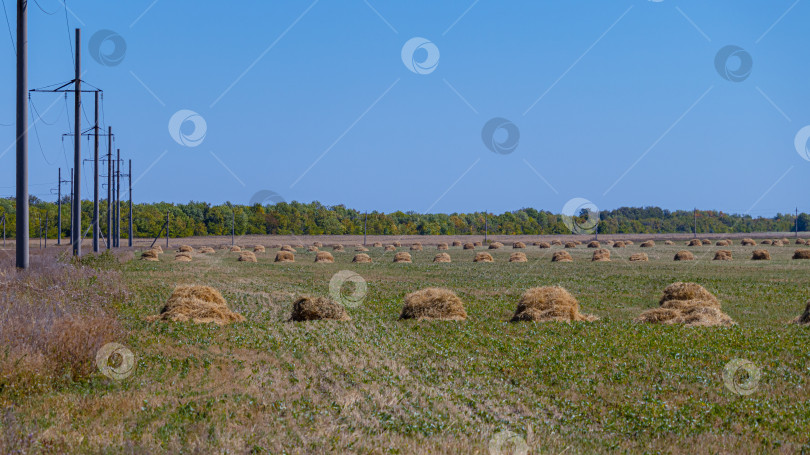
[
  {"left": 552, "top": 251, "right": 573, "bottom": 262},
  {"left": 510, "top": 286, "right": 598, "bottom": 323},
  {"left": 274, "top": 251, "right": 295, "bottom": 263},
  {"left": 238, "top": 251, "right": 257, "bottom": 263},
  {"left": 399, "top": 288, "right": 467, "bottom": 321},
  {"left": 315, "top": 251, "right": 335, "bottom": 263},
  {"left": 352, "top": 254, "right": 373, "bottom": 263},
  {"left": 433, "top": 253, "right": 452, "bottom": 263},
  {"left": 640, "top": 240, "right": 655, "bottom": 248},
  {"left": 792, "top": 249, "right": 810, "bottom": 260},
  {"left": 473, "top": 252, "right": 494, "bottom": 263},
  {"left": 509, "top": 252, "right": 527, "bottom": 263},
  {"left": 288, "top": 296, "right": 350, "bottom": 321},
  {"left": 629, "top": 253, "right": 649, "bottom": 262},
  {"left": 393, "top": 252, "right": 412, "bottom": 263},
  {"left": 592, "top": 249, "right": 611, "bottom": 262},
  {"left": 636, "top": 282, "right": 733, "bottom": 327},
  {"left": 674, "top": 250, "right": 694, "bottom": 261},
  {"left": 752, "top": 249, "right": 771, "bottom": 261},
  {"left": 713, "top": 250, "right": 733, "bottom": 261},
  {"left": 175, "top": 252, "right": 192, "bottom": 262},
  {"left": 146, "top": 285, "right": 245, "bottom": 325}
]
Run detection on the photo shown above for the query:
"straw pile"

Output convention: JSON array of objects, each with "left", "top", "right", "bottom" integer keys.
[
  {"left": 741, "top": 238, "right": 756, "bottom": 246},
  {"left": 373, "top": 242, "right": 383, "bottom": 248},
  {"left": 564, "top": 242, "right": 577, "bottom": 248},
  {"left": 147, "top": 285, "right": 245, "bottom": 325},
  {"left": 473, "top": 241, "right": 483, "bottom": 247},
  {"left": 315, "top": 251, "right": 335, "bottom": 263},
  {"left": 394, "top": 252, "right": 412, "bottom": 263},
  {"left": 152, "top": 245, "right": 163, "bottom": 253},
  {"left": 714, "top": 250, "right": 733, "bottom": 261},
  {"left": 510, "top": 286, "right": 598, "bottom": 323},
  {"left": 701, "top": 239, "right": 711, "bottom": 245},
  {"left": 437, "top": 242, "right": 449, "bottom": 250},
  {"left": 629, "top": 253, "right": 648, "bottom": 262},
  {"left": 410, "top": 243, "right": 423, "bottom": 251},
  {"left": 141, "top": 249, "right": 160, "bottom": 262},
  {"left": 332, "top": 244, "right": 344, "bottom": 252},
  {"left": 230, "top": 246, "right": 242, "bottom": 252},
  {"left": 715, "top": 240, "right": 731, "bottom": 246},
  {"left": 393, "top": 241, "right": 402, "bottom": 247},
  {"left": 587, "top": 241, "right": 600, "bottom": 248},
  {"left": 613, "top": 241, "right": 626, "bottom": 248},
  {"left": 537, "top": 242, "right": 551, "bottom": 249},
  {"left": 399, "top": 288, "right": 467, "bottom": 321},
  {"left": 796, "top": 239, "right": 807, "bottom": 245},
  {"left": 175, "top": 252, "right": 192, "bottom": 262},
  {"left": 509, "top": 252, "right": 527, "bottom": 262},
  {"left": 385, "top": 245, "right": 396, "bottom": 252},
  {"left": 792, "top": 249, "right": 810, "bottom": 260},
  {"left": 664, "top": 240, "right": 674, "bottom": 245},
  {"left": 592, "top": 249, "right": 610, "bottom": 262},
  {"left": 178, "top": 245, "right": 194, "bottom": 253},
  {"left": 752, "top": 249, "right": 771, "bottom": 260},
  {"left": 307, "top": 246, "right": 319, "bottom": 252},
  {"left": 474, "top": 252, "right": 494, "bottom": 262},
  {"left": 792, "top": 301, "right": 810, "bottom": 325},
  {"left": 674, "top": 250, "right": 694, "bottom": 261},
  {"left": 513, "top": 242, "right": 526, "bottom": 249},
  {"left": 275, "top": 251, "right": 295, "bottom": 263},
  {"left": 452, "top": 240, "right": 463, "bottom": 247},
  {"left": 640, "top": 241, "right": 655, "bottom": 248},
  {"left": 433, "top": 253, "right": 452, "bottom": 263},
  {"left": 488, "top": 242, "right": 503, "bottom": 250},
  {"left": 687, "top": 239, "right": 702, "bottom": 246},
  {"left": 355, "top": 246, "right": 369, "bottom": 252},
  {"left": 551, "top": 240, "right": 563, "bottom": 246},
  {"left": 552, "top": 251, "right": 573, "bottom": 262},
  {"left": 352, "top": 253, "right": 372, "bottom": 263},
  {"left": 635, "top": 282, "right": 734, "bottom": 327},
  {"left": 289, "top": 296, "right": 350, "bottom": 322},
  {"left": 761, "top": 240, "right": 773, "bottom": 245},
  {"left": 253, "top": 245, "right": 265, "bottom": 253},
  {"left": 238, "top": 251, "right": 257, "bottom": 262},
  {"left": 199, "top": 247, "right": 215, "bottom": 254}
]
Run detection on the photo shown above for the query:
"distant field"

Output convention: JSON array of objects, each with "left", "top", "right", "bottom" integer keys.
[{"left": 3, "top": 238, "right": 810, "bottom": 453}]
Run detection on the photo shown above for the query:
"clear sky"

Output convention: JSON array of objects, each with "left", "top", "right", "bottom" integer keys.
[{"left": 0, "top": 0, "right": 807, "bottom": 217}]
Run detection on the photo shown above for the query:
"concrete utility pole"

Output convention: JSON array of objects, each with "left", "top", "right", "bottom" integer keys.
[
  {"left": 72, "top": 28, "right": 81, "bottom": 257},
  {"left": 128, "top": 159, "right": 133, "bottom": 247},
  {"left": 166, "top": 210, "right": 169, "bottom": 248},
  {"left": 57, "top": 168, "right": 62, "bottom": 245},
  {"left": 363, "top": 212, "right": 367, "bottom": 246},
  {"left": 115, "top": 149, "right": 121, "bottom": 247},
  {"left": 693, "top": 208, "right": 697, "bottom": 238},
  {"left": 69, "top": 168, "right": 73, "bottom": 244},
  {"left": 484, "top": 211, "right": 488, "bottom": 243},
  {"left": 93, "top": 91, "right": 99, "bottom": 252},
  {"left": 230, "top": 204, "right": 235, "bottom": 246},
  {"left": 16, "top": 0, "right": 29, "bottom": 268},
  {"left": 796, "top": 208, "right": 799, "bottom": 238},
  {"left": 106, "top": 127, "right": 112, "bottom": 249}
]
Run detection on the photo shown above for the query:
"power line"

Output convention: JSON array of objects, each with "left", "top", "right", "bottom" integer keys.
[
  {"left": 32, "top": 0, "right": 57, "bottom": 15},
  {"left": 30, "top": 102, "right": 55, "bottom": 166},
  {"left": 0, "top": 0, "right": 14, "bottom": 55},
  {"left": 63, "top": 0, "right": 74, "bottom": 66}
]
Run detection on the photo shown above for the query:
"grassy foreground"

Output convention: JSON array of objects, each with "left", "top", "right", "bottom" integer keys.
[{"left": 4, "top": 241, "right": 810, "bottom": 453}]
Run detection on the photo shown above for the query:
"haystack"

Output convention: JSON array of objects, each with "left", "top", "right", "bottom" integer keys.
[
  {"left": 640, "top": 240, "right": 655, "bottom": 248},
  {"left": 772, "top": 240, "right": 784, "bottom": 247},
  {"left": 307, "top": 246, "right": 319, "bottom": 252},
  {"left": 230, "top": 246, "right": 242, "bottom": 252},
  {"left": 509, "top": 252, "right": 527, "bottom": 263},
  {"left": 199, "top": 247, "right": 215, "bottom": 254},
  {"left": 792, "top": 301, "right": 810, "bottom": 325},
  {"left": 664, "top": 240, "right": 674, "bottom": 245},
  {"left": 796, "top": 239, "right": 807, "bottom": 245},
  {"left": 792, "top": 249, "right": 810, "bottom": 260},
  {"left": 293, "top": 244, "right": 304, "bottom": 248},
  {"left": 587, "top": 241, "right": 600, "bottom": 248},
  {"left": 332, "top": 244, "right": 344, "bottom": 252},
  {"left": 355, "top": 246, "right": 369, "bottom": 252},
  {"left": 551, "top": 240, "right": 563, "bottom": 246},
  {"left": 564, "top": 241, "right": 577, "bottom": 248},
  {"left": 473, "top": 241, "right": 483, "bottom": 247},
  {"left": 315, "top": 251, "right": 335, "bottom": 263},
  {"left": 714, "top": 250, "right": 733, "bottom": 261},
  {"left": 701, "top": 239, "right": 711, "bottom": 245},
  {"left": 510, "top": 286, "right": 598, "bottom": 323},
  {"left": 537, "top": 242, "right": 551, "bottom": 249},
  {"left": 437, "top": 242, "right": 449, "bottom": 250},
  {"left": 687, "top": 239, "right": 702, "bottom": 246},
  {"left": 741, "top": 238, "right": 756, "bottom": 246},
  {"left": 352, "top": 253, "right": 372, "bottom": 263},
  {"left": 393, "top": 241, "right": 402, "bottom": 247},
  {"left": 280, "top": 245, "right": 295, "bottom": 252},
  {"left": 715, "top": 240, "right": 730, "bottom": 246},
  {"left": 393, "top": 252, "right": 412, "bottom": 263},
  {"left": 552, "top": 251, "right": 573, "bottom": 263},
  {"left": 761, "top": 239, "right": 773, "bottom": 245},
  {"left": 674, "top": 250, "right": 694, "bottom": 261},
  {"left": 488, "top": 242, "right": 503, "bottom": 250},
  {"left": 433, "top": 253, "right": 452, "bottom": 263},
  {"left": 624, "top": 240, "right": 633, "bottom": 245},
  {"left": 752, "top": 249, "right": 771, "bottom": 260},
  {"left": 141, "top": 250, "right": 160, "bottom": 261},
  {"left": 513, "top": 242, "right": 526, "bottom": 249},
  {"left": 253, "top": 245, "right": 266, "bottom": 253},
  {"left": 399, "top": 288, "right": 467, "bottom": 321},
  {"left": 474, "top": 252, "right": 494, "bottom": 262},
  {"left": 613, "top": 241, "right": 626, "bottom": 248},
  {"left": 410, "top": 243, "right": 423, "bottom": 251},
  {"left": 463, "top": 243, "right": 475, "bottom": 250},
  {"left": 147, "top": 285, "right": 245, "bottom": 325},
  {"left": 452, "top": 240, "right": 463, "bottom": 247},
  {"left": 781, "top": 238, "right": 791, "bottom": 244},
  {"left": 152, "top": 245, "right": 163, "bottom": 253},
  {"left": 629, "top": 253, "right": 649, "bottom": 262},
  {"left": 592, "top": 249, "right": 611, "bottom": 262},
  {"left": 635, "top": 282, "right": 733, "bottom": 327},
  {"left": 288, "top": 296, "right": 350, "bottom": 322},
  {"left": 175, "top": 252, "right": 192, "bottom": 262},
  {"left": 385, "top": 245, "right": 396, "bottom": 252},
  {"left": 238, "top": 251, "right": 257, "bottom": 263},
  {"left": 373, "top": 242, "right": 383, "bottom": 248},
  {"left": 178, "top": 245, "right": 194, "bottom": 253},
  {"left": 275, "top": 251, "right": 295, "bottom": 263}
]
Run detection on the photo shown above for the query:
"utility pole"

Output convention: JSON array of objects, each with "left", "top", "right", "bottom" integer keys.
[
  {"left": 15, "top": 0, "right": 29, "bottom": 268},
  {"left": 72, "top": 28, "right": 81, "bottom": 256},
  {"left": 68, "top": 168, "right": 73, "bottom": 245},
  {"left": 106, "top": 127, "right": 112, "bottom": 249},
  {"left": 128, "top": 159, "right": 133, "bottom": 247},
  {"left": 1, "top": 215, "right": 5, "bottom": 247},
  {"left": 57, "top": 168, "right": 62, "bottom": 245},
  {"left": 115, "top": 149, "right": 121, "bottom": 247},
  {"left": 693, "top": 208, "right": 697, "bottom": 238},
  {"left": 92, "top": 90, "right": 99, "bottom": 252},
  {"left": 796, "top": 208, "right": 799, "bottom": 238},
  {"left": 44, "top": 213, "right": 48, "bottom": 248},
  {"left": 229, "top": 203, "right": 235, "bottom": 246},
  {"left": 363, "top": 212, "right": 367, "bottom": 246},
  {"left": 166, "top": 210, "right": 169, "bottom": 249},
  {"left": 484, "top": 211, "right": 488, "bottom": 243}
]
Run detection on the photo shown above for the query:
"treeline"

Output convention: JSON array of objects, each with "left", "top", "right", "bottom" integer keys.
[{"left": 0, "top": 197, "right": 807, "bottom": 239}]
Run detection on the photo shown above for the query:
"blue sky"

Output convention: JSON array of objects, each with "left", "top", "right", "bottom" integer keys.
[{"left": 0, "top": 0, "right": 808, "bottom": 216}]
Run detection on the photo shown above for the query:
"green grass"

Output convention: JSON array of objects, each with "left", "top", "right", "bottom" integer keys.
[{"left": 6, "top": 242, "right": 810, "bottom": 453}]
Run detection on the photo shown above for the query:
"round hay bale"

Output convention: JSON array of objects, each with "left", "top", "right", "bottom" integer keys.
[
  {"left": 701, "top": 239, "right": 711, "bottom": 245},
  {"left": 437, "top": 242, "right": 449, "bottom": 250},
  {"left": 315, "top": 251, "right": 335, "bottom": 263},
  {"left": 551, "top": 240, "right": 563, "bottom": 246},
  {"left": 510, "top": 286, "right": 598, "bottom": 323},
  {"left": 289, "top": 296, "right": 350, "bottom": 322},
  {"left": 587, "top": 241, "right": 600, "bottom": 248},
  {"left": 433, "top": 253, "right": 452, "bottom": 263},
  {"left": 178, "top": 245, "right": 194, "bottom": 253},
  {"left": 307, "top": 245, "right": 319, "bottom": 252},
  {"left": 741, "top": 238, "right": 756, "bottom": 246},
  {"left": 752, "top": 249, "right": 771, "bottom": 260},
  {"left": 674, "top": 250, "right": 694, "bottom": 261},
  {"left": 592, "top": 248, "right": 611, "bottom": 262},
  {"left": 352, "top": 253, "right": 372, "bottom": 263},
  {"left": 174, "top": 252, "right": 192, "bottom": 262},
  {"left": 613, "top": 241, "right": 626, "bottom": 248},
  {"left": 393, "top": 241, "right": 402, "bottom": 247},
  {"left": 410, "top": 243, "right": 423, "bottom": 251},
  {"left": 713, "top": 250, "right": 733, "bottom": 261},
  {"left": 399, "top": 288, "right": 467, "bottom": 321},
  {"left": 552, "top": 251, "right": 573, "bottom": 263},
  {"left": 664, "top": 240, "right": 674, "bottom": 245},
  {"left": 355, "top": 246, "right": 369, "bottom": 252},
  {"left": 537, "top": 241, "right": 551, "bottom": 249},
  {"left": 393, "top": 252, "right": 412, "bottom": 263},
  {"left": 238, "top": 251, "right": 257, "bottom": 263},
  {"left": 452, "top": 240, "right": 463, "bottom": 247},
  {"left": 463, "top": 243, "right": 475, "bottom": 250},
  {"left": 564, "top": 241, "right": 577, "bottom": 249},
  {"left": 274, "top": 251, "right": 295, "bottom": 263},
  {"left": 141, "top": 249, "right": 160, "bottom": 261},
  {"left": 332, "top": 244, "right": 344, "bottom": 252},
  {"left": 509, "top": 252, "right": 527, "bottom": 263},
  {"left": 761, "top": 239, "right": 773, "bottom": 245},
  {"left": 474, "top": 252, "right": 494, "bottom": 262},
  {"left": 792, "top": 249, "right": 810, "bottom": 260},
  {"left": 792, "top": 301, "right": 810, "bottom": 325},
  {"left": 636, "top": 282, "right": 732, "bottom": 327},
  {"left": 488, "top": 242, "right": 503, "bottom": 250},
  {"left": 147, "top": 285, "right": 245, "bottom": 325},
  {"left": 385, "top": 245, "right": 396, "bottom": 252},
  {"left": 253, "top": 245, "right": 266, "bottom": 253},
  {"left": 373, "top": 242, "right": 383, "bottom": 248},
  {"left": 230, "top": 246, "right": 242, "bottom": 252},
  {"left": 513, "top": 241, "right": 526, "bottom": 249},
  {"left": 473, "top": 241, "right": 483, "bottom": 247},
  {"left": 629, "top": 253, "right": 649, "bottom": 262},
  {"left": 640, "top": 240, "right": 655, "bottom": 248},
  {"left": 687, "top": 239, "right": 702, "bottom": 247}
]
